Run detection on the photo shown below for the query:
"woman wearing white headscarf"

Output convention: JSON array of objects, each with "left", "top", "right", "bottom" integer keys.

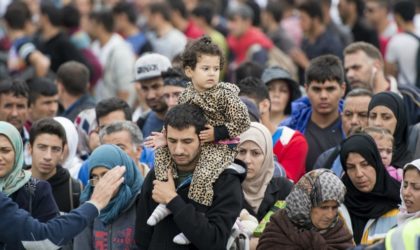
[
  {"left": 54, "top": 117, "right": 83, "bottom": 178},
  {"left": 398, "top": 159, "right": 420, "bottom": 226}
]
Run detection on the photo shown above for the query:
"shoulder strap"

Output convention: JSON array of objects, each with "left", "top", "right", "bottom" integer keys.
[
  {"left": 69, "top": 177, "right": 82, "bottom": 210},
  {"left": 404, "top": 32, "right": 420, "bottom": 88},
  {"left": 136, "top": 112, "right": 151, "bottom": 131}
]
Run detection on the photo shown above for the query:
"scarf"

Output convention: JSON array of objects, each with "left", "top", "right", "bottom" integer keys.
[
  {"left": 0, "top": 121, "right": 31, "bottom": 196},
  {"left": 240, "top": 122, "right": 274, "bottom": 214},
  {"left": 257, "top": 210, "right": 354, "bottom": 250},
  {"left": 54, "top": 117, "right": 79, "bottom": 170},
  {"left": 285, "top": 169, "right": 346, "bottom": 230},
  {"left": 340, "top": 134, "right": 401, "bottom": 243},
  {"left": 80, "top": 144, "right": 143, "bottom": 224},
  {"left": 398, "top": 159, "right": 420, "bottom": 225},
  {"left": 368, "top": 92, "right": 413, "bottom": 168}
]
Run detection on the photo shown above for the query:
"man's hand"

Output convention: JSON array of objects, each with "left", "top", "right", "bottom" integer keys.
[
  {"left": 199, "top": 124, "right": 215, "bottom": 143},
  {"left": 90, "top": 166, "right": 126, "bottom": 210},
  {"left": 152, "top": 169, "right": 177, "bottom": 204}
]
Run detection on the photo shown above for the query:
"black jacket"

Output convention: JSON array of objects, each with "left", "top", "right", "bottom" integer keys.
[
  {"left": 243, "top": 177, "right": 293, "bottom": 221},
  {"left": 135, "top": 160, "right": 246, "bottom": 250}
]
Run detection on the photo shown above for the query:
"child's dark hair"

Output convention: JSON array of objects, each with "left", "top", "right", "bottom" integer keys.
[{"left": 181, "top": 36, "right": 224, "bottom": 70}]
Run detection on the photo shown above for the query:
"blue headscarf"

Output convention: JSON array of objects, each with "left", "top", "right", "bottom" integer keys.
[{"left": 80, "top": 144, "right": 143, "bottom": 224}]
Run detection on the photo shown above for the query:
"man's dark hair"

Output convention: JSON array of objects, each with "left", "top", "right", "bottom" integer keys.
[
  {"left": 4, "top": 1, "right": 31, "bottom": 30},
  {"left": 298, "top": 1, "right": 323, "bottom": 22},
  {"left": 235, "top": 61, "right": 264, "bottom": 83},
  {"left": 27, "top": 78, "right": 58, "bottom": 106},
  {"left": 346, "top": 0, "right": 365, "bottom": 17},
  {"left": 95, "top": 97, "right": 132, "bottom": 124},
  {"left": 265, "top": 0, "right": 284, "bottom": 23},
  {"left": 393, "top": 0, "right": 415, "bottom": 22},
  {"left": 0, "top": 79, "right": 29, "bottom": 99},
  {"left": 149, "top": 2, "right": 172, "bottom": 22},
  {"left": 237, "top": 77, "right": 270, "bottom": 104},
  {"left": 164, "top": 104, "right": 207, "bottom": 135},
  {"left": 305, "top": 55, "right": 344, "bottom": 85},
  {"left": 61, "top": 4, "right": 81, "bottom": 28},
  {"left": 56, "top": 61, "right": 89, "bottom": 96},
  {"left": 192, "top": 3, "right": 215, "bottom": 25},
  {"left": 182, "top": 36, "right": 224, "bottom": 69},
  {"left": 89, "top": 10, "right": 114, "bottom": 33},
  {"left": 167, "top": 0, "right": 188, "bottom": 19},
  {"left": 112, "top": 2, "right": 138, "bottom": 24},
  {"left": 41, "top": 3, "right": 62, "bottom": 27},
  {"left": 346, "top": 88, "right": 373, "bottom": 98},
  {"left": 30, "top": 118, "right": 67, "bottom": 147}
]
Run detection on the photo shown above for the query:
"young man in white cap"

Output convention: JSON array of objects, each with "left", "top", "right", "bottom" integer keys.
[{"left": 134, "top": 53, "right": 172, "bottom": 138}]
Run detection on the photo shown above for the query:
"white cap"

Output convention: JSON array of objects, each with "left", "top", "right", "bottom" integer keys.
[{"left": 134, "top": 53, "right": 172, "bottom": 81}]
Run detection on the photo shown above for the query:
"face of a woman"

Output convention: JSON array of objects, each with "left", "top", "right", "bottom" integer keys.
[
  {"left": 368, "top": 106, "right": 397, "bottom": 135},
  {"left": 311, "top": 200, "right": 339, "bottom": 230},
  {"left": 0, "top": 135, "right": 15, "bottom": 178},
  {"left": 236, "top": 141, "right": 265, "bottom": 179},
  {"left": 267, "top": 80, "right": 290, "bottom": 114},
  {"left": 345, "top": 152, "right": 377, "bottom": 193},
  {"left": 91, "top": 166, "right": 118, "bottom": 198},
  {"left": 402, "top": 168, "right": 420, "bottom": 213}
]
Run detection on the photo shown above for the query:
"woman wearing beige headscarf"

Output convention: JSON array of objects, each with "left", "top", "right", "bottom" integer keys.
[
  {"left": 236, "top": 122, "right": 293, "bottom": 221},
  {"left": 237, "top": 122, "right": 293, "bottom": 219},
  {"left": 236, "top": 122, "right": 293, "bottom": 249}
]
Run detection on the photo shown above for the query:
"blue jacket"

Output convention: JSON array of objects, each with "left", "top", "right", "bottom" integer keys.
[
  {"left": 281, "top": 96, "right": 345, "bottom": 137},
  {"left": 0, "top": 192, "right": 98, "bottom": 249}
]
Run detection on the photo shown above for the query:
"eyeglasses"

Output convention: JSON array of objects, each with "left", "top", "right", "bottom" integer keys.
[{"left": 89, "top": 173, "right": 107, "bottom": 187}]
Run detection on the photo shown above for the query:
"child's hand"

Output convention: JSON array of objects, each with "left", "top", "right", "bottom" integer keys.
[
  {"left": 144, "top": 131, "right": 167, "bottom": 149},
  {"left": 199, "top": 124, "right": 215, "bottom": 143}
]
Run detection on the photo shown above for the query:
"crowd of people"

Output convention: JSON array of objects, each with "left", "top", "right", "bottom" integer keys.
[{"left": 0, "top": 0, "right": 419, "bottom": 249}]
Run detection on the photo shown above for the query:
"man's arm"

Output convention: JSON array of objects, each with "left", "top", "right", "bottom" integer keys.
[{"left": 0, "top": 166, "right": 125, "bottom": 249}]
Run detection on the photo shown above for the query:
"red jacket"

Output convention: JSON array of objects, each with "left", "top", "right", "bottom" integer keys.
[
  {"left": 272, "top": 126, "right": 308, "bottom": 183},
  {"left": 227, "top": 27, "right": 273, "bottom": 64}
]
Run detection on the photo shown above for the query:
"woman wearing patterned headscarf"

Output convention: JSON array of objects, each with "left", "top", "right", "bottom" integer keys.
[
  {"left": 74, "top": 144, "right": 143, "bottom": 250},
  {"left": 339, "top": 134, "right": 400, "bottom": 245},
  {"left": 257, "top": 169, "right": 353, "bottom": 250}
]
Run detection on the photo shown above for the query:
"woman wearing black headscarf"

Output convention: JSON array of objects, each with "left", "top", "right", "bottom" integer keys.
[
  {"left": 339, "top": 133, "right": 401, "bottom": 245},
  {"left": 368, "top": 92, "right": 413, "bottom": 168}
]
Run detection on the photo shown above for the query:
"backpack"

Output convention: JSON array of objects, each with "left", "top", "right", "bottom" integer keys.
[
  {"left": 69, "top": 177, "right": 82, "bottom": 210},
  {"left": 404, "top": 32, "right": 420, "bottom": 88}
]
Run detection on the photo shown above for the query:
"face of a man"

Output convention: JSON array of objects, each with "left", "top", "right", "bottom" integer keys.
[
  {"left": 305, "top": 80, "right": 345, "bottom": 117},
  {"left": 344, "top": 50, "right": 376, "bottom": 91},
  {"left": 29, "top": 95, "right": 59, "bottom": 122},
  {"left": 138, "top": 77, "right": 167, "bottom": 114},
  {"left": 341, "top": 95, "right": 371, "bottom": 136},
  {"left": 365, "top": 1, "right": 387, "bottom": 27},
  {"left": 299, "top": 11, "right": 313, "bottom": 35},
  {"left": 0, "top": 93, "right": 28, "bottom": 131},
  {"left": 98, "top": 110, "right": 127, "bottom": 129},
  {"left": 101, "top": 130, "right": 142, "bottom": 165},
  {"left": 30, "top": 133, "right": 64, "bottom": 180},
  {"left": 166, "top": 125, "right": 201, "bottom": 172},
  {"left": 227, "top": 15, "right": 248, "bottom": 38}
]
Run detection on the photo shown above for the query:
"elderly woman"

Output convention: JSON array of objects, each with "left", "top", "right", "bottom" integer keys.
[
  {"left": 367, "top": 92, "right": 413, "bottom": 168},
  {"left": 237, "top": 122, "right": 293, "bottom": 221},
  {"left": 339, "top": 134, "right": 401, "bottom": 245},
  {"left": 0, "top": 121, "right": 59, "bottom": 249},
  {"left": 398, "top": 159, "right": 420, "bottom": 226},
  {"left": 257, "top": 169, "right": 353, "bottom": 249},
  {"left": 74, "top": 144, "right": 143, "bottom": 249}
]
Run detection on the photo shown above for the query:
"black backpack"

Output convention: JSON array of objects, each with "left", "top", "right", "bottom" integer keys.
[{"left": 404, "top": 32, "right": 420, "bottom": 88}]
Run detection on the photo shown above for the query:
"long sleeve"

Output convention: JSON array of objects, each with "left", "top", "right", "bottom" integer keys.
[
  {"left": 134, "top": 172, "right": 155, "bottom": 249},
  {"left": 32, "top": 180, "right": 60, "bottom": 222},
  {"left": 0, "top": 192, "right": 98, "bottom": 249},
  {"left": 166, "top": 172, "right": 243, "bottom": 250}
]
